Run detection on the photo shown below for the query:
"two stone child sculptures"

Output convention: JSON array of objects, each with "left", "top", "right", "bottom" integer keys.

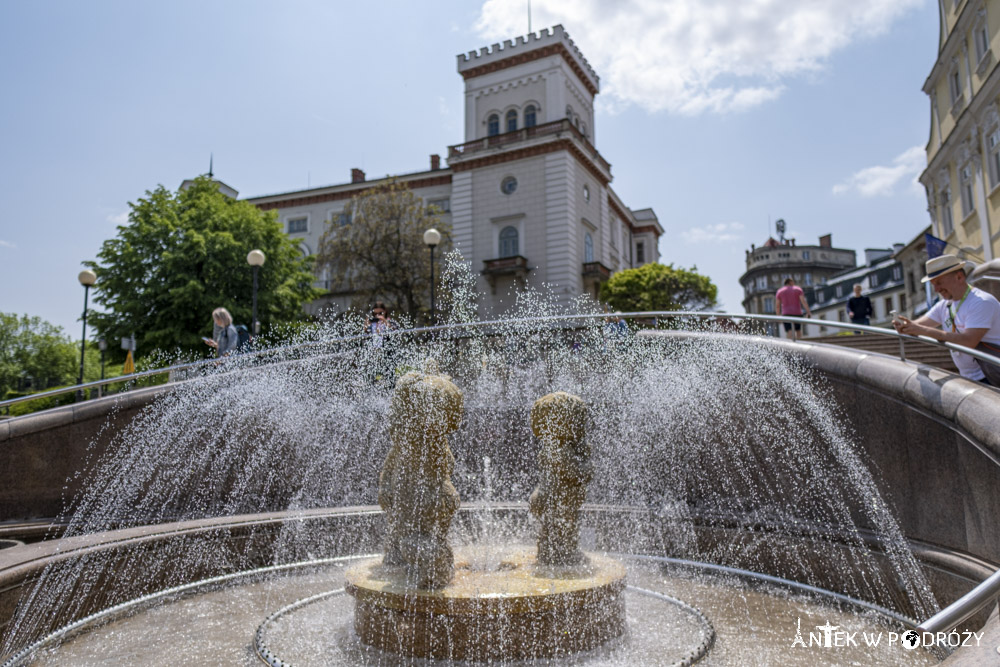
[{"left": 377, "top": 361, "right": 592, "bottom": 589}]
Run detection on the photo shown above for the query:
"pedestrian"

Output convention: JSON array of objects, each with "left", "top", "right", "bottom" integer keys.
[
  {"left": 204, "top": 307, "right": 239, "bottom": 358},
  {"left": 893, "top": 254, "right": 1000, "bottom": 385},
  {"left": 775, "top": 278, "right": 811, "bottom": 340},
  {"left": 365, "top": 302, "right": 399, "bottom": 386},
  {"left": 846, "top": 284, "right": 873, "bottom": 333}
]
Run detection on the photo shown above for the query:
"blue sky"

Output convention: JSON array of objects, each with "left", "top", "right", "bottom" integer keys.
[{"left": 0, "top": 0, "right": 938, "bottom": 337}]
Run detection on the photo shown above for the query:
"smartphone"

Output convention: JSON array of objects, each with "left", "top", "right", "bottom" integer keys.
[
  {"left": 890, "top": 310, "right": 901, "bottom": 324},
  {"left": 202, "top": 337, "right": 212, "bottom": 343}
]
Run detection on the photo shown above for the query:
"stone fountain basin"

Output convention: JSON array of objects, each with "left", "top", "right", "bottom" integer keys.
[{"left": 0, "top": 503, "right": 994, "bottom": 665}]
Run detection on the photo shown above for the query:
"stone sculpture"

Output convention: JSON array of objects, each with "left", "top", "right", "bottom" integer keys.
[
  {"left": 528, "top": 391, "right": 593, "bottom": 566},
  {"left": 378, "top": 362, "right": 463, "bottom": 589}
]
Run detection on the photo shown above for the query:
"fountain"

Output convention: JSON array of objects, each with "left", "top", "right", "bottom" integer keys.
[
  {"left": 1, "top": 261, "right": 997, "bottom": 665},
  {"left": 345, "top": 379, "right": 626, "bottom": 661}
]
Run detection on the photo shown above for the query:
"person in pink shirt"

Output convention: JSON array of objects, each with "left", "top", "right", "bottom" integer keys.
[{"left": 775, "top": 278, "right": 812, "bottom": 340}]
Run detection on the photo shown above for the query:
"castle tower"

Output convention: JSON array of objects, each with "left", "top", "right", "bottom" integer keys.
[
  {"left": 457, "top": 25, "right": 600, "bottom": 144},
  {"left": 448, "top": 26, "right": 654, "bottom": 316}
]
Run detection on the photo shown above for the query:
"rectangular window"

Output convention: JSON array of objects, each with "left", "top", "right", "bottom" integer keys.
[
  {"left": 756, "top": 276, "right": 768, "bottom": 290},
  {"left": 835, "top": 285, "right": 843, "bottom": 297},
  {"left": 635, "top": 241, "right": 645, "bottom": 264},
  {"left": 427, "top": 198, "right": 450, "bottom": 213},
  {"left": 976, "top": 24, "right": 990, "bottom": 62},
  {"left": 940, "top": 188, "right": 954, "bottom": 236},
  {"left": 892, "top": 265, "right": 902, "bottom": 281},
  {"left": 336, "top": 212, "right": 352, "bottom": 226},
  {"left": 884, "top": 297, "right": 894, "bottom": 315},
  {"left": 816, "top": 289, "right": 825, "bottom": 302},
  {"left": 868, "top": 274, "right": 878, "bottom": 288},
  {"left": 900, "top": 293, "right": 907, "bottom": 312},
  {"left": 989, "top": 129, "right": 1000, "bottom": 187},
  {"left": 802, "top": 250, "right": 811, "bottom": 260},
  {"left": 960, "top": 166, "right": 974, "bottom": 217},
  {"left": 763, "top": 297, "right": 775, "bottom": 314},
  {"left": 804, "top": 272, "right": 813, "bottom": 286},
  {"left": 287, "top": 217, "right": 307, "bottom": 234},
  {"left": 950, "top": 69, "right": 962, "bottom": 104}
]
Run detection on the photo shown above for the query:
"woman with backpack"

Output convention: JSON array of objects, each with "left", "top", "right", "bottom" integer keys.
[{"left": 204, "top": 307, "right": 240, "bottom": 357}]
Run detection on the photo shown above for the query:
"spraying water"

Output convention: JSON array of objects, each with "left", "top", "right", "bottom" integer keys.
[{"left": 1, "top": 251, "right": 939, "bottom": 664}]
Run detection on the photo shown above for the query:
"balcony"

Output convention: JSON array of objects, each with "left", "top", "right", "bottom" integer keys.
[
  {"left": 482, "top": 255, "right": 531, "bottom": 294},
  {"left": 448, "top": 119, "right": 611, "bottom": 174},
  {"left": 581, "top": 261, "right": 611, "bottom": 280}
]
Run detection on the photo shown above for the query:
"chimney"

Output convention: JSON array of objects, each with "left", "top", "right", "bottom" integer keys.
[
  {"left": 819, "top": 234, "right": 832, "bottom": 248},
  {"left": 893, "top": 243, "right": 905, "bottom": 255},
  {"left": 430, "top": 154, "right": 441, "bottom": 171},
  {"left": 351, "top": 168, "right": 366, "bottom": 183}
]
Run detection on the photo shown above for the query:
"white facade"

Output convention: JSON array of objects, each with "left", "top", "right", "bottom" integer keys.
[{"left": 246, "top": 25, "right": 662, "bottom": 317}]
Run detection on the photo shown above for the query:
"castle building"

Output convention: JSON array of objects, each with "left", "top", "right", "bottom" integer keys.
[
  {"left": 739, "top": 231, "right": 856, "bottom": 336},
  {"left": 246, "top": 26, "right": 662, "bottom": 317},
  {"left": 919, "top": 0, "right": 1000, "bottom": 298}
]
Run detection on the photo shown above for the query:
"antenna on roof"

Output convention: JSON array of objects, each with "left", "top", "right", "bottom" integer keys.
[
  {"left": 528, "top": 0, "right": 531, "bottom": 33},
  {"left": 208, "top": 154, "right": 214, "bottom": 179}
]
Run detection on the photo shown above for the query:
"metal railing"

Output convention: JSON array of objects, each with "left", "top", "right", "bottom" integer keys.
[
  {"left": 1, "top": 310, "right": 998, "bottom": 634},
  {"left": 2, "top": 311, "right": 998, "bottom": 412}
]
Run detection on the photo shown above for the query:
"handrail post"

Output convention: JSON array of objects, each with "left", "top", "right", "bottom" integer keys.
[{"left": 898, "top": 336, "right": 906, "bottom": 362}]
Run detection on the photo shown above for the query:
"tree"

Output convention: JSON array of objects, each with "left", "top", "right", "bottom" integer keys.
[
  {"left": 86, "top": 177, "right": 321, "bottom": 360},
  {"left": 600, "top": 263, "right": 718, "bottom": 313},
  {"left": 315, "top": 179, "right": 451, "bottom": 317},
  {"left": 0, "top": 313, "right": 78, "bottom": 396}
]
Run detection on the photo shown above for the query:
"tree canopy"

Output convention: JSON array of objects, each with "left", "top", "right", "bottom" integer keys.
[
  {"left": 600, "top": 262, "right": 718, "bottom": 313},
  {"left": 86, "top": 176, "right": 320, "bottom": 359},
  {"left": 315, "top": 179, "right": 451, "bottom": 317},
  {"left": 0, "top": 313, "right": 78, "bottom": 397}
]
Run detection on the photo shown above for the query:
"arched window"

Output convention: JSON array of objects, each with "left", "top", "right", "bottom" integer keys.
[
  {"left": 499, "top": 226, "right": 519, "bottom": 258},
  {"left": 506, "top": 109, "right": 518, "bottom": 133},
  {"left": 584, "top": 232, "right": 594, "bottom": 263},
  {"left": 524, "top": 104, "right": 537, "bottom": 128},
  {"left": 487, "top": 114, "right": 500, "bottom": 137}
]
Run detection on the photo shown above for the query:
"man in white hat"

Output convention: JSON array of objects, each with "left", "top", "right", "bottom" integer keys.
[{"left": 893, "top": 254, "right": 1000, "bottom": 384}]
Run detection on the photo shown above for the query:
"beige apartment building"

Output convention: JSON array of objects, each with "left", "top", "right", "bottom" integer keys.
[{"left": 920, "top": 0, "right": 1000, "bottom": 298}]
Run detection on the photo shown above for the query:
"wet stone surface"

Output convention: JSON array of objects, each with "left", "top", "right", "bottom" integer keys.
[{"left": 28, "top": 556, "right": 939, "bottom": 666}]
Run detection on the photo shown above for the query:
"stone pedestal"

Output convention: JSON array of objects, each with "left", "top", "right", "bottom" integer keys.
[{"left": 344, "top": 546, "right": 626, "bottom": 661}]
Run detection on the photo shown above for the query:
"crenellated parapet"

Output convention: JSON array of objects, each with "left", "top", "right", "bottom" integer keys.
[{"left": 457, "top": 25, "right": 599, "bottom": 96}]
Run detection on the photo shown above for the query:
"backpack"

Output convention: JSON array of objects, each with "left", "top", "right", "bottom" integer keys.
[{"left": 234, "top": 324, "right": 251, "bottom": 352}]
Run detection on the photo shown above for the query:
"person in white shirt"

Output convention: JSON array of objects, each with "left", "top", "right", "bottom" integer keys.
[{"left": 894, "top": 254, "right": 1000, "bottom": 385}]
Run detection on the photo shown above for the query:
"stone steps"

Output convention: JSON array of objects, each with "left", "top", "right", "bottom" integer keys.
[{"left": 804, "top": 333, "right": 959, "bottom": 373}]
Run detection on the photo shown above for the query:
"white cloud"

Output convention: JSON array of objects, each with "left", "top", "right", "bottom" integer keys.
[
  {"left": 681, "top": 221, "right": 745, "bottom": 244},
  {"left": 107, "top": 211, "right": 129, "bottom": 225},
  {"left": 475, "top": 0, "right": 920, "bottom": 115},
  {"left": 0, "top": 239, "right": 15, "bottom": 249},
  {"left": 832, "top": 145, "right": 925, "bottom": 197}
]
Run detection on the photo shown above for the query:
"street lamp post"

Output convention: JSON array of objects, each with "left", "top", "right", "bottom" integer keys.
[
  {"left": 77, "top": 269, "right": 97, "bottom": 400},
  {"left": 423, "top": 228, "right": 441, "bottom": 325},
  {"left": 247, "top": 250, "right": 266, "bottom": 336}
]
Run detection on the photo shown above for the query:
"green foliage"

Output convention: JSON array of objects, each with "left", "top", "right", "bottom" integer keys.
[
  {"left": 600, "top": 263, "right": 718, "bottom": 313},
  {"left": 316, "top": 179, "right": 452, "bottom": 318},
  {"left": 0, "top": 313, "right": 78, "bottom": 396},
  {"left": 85, "top": 176, "right": 321, "bottom": 360}
]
